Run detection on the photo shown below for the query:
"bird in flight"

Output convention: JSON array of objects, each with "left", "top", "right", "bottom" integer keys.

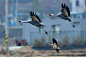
[
  {"left": 49, "top": 3, "right": 75, "bottom": 28},
  {"left": 19, "top": 11, "right": 48, "bottom": 34},
  {"left": 51, "top": 38, "right": 60, "bottom": 53}
]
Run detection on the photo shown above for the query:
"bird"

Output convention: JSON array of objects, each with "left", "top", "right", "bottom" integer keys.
[
  {"left": 51, "top": 38, "right": 60, "bottom": 53},
  {"left": 49, "top": 3, "right": 75, "bottom": 28},
  {"left": 19, "top": 11, "right": 48, "bottom": 34}
]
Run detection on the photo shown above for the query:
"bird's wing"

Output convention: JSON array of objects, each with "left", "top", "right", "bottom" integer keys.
[
  {"left": 61, "top": 3, "right": 70, "bottom": 17},
  {"left": 54, "top": 43, "right": 57, "bottom": 48},
  {"left": 29, "top": 11, "right": 42, "bottom": 22},
  {"left": 52, "top": 38, "right": 58, "bottom": 48}
]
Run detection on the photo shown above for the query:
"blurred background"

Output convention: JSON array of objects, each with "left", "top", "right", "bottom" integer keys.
[{"left": 0, "top": 0, "right": 86, "bottom": 49}]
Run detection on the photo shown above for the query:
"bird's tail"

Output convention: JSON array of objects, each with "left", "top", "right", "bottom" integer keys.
[{"left": 56, "top": 49, "right": 59, "bottom": 53}]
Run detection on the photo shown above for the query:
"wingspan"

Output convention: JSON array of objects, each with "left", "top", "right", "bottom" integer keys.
[
  {"left": 61, "top": 3, "right": 70, "bottom": 17},
  {"left": 52, "top": 38, "right": 58, "bottom": 48},
  {"left": 29, "top": 11, "right": 42, "bottom": 22}
]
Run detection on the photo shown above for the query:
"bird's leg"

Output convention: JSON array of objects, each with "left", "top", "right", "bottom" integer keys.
[
  {"left": 40, "top": 26, "right": 48, "bottom": 34},
  {"left": 67, "top": 19, "right": 75, "bottom": 28},
  {"left": 69, "top": 21, "right": 75, "bottom": 28}
]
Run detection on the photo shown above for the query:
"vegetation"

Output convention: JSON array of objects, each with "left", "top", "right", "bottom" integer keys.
[
  {"left": 62, "top": 36, "right": 69, "bottom": 46},
  {"left": 84, "top": 40, "right": 86, "bottom": 45},
  {"left": 72, "top": 36, "right": 83, "bottom": 47},
  {"left": 33, "top": 36, "right": 45, "bottom": 47},
  {"left": 33, "top": 38, "right": 42, "bottom": 47},
  {"left": 41, "top": 36, "right": 45, "bottom": 45},
  {"left": 33, "top": 35, "right": 85, "bottom": 48},
  {"left": 58, "top": 41, "right": 64, "bottom": 48},
  {"left": 48, "top": 35, "right": 52, "bottom": 45}
]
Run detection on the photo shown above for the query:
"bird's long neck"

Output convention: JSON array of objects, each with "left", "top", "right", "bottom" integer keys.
[
  {"left": 55, "top": 13, "right": 62, "bottom": 17},
  {"left": 21, "top": 21, "right": 30, "bottom": 23}
]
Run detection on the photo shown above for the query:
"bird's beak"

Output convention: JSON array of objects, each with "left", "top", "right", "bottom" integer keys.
[{"left": 51, "top": 44, "right": 53, "bottom": 46}]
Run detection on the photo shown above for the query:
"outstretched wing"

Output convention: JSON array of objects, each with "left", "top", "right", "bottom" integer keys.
[
  {"left": 61, "top": 3, "right": 70, "bottom": 17},
  {"left": 52, "top": 38, "right": 58, "bottom": 48},
  {"left": 29, "top": 11, "right": 42, "bottom": 22}
]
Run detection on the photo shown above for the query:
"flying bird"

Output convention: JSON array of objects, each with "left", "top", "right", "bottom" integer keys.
[
  {"left": 51, "top": 38, "right": 60, "bottom": 53},
  {"left": 49, "top": 3, "right": 75, "bottom": 28},
  {"left": 19, "top": 11, "right": 48, "bottom": 34}
]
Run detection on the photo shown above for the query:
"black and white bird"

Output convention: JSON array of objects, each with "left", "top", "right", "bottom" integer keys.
[
  {"left": 19, "top": 11, "right": 48, "bottom": 34},
  {"left": 49, "top": 3, "right": 75, "bottom": 28},
  {"left": 51, "top": 38, "right": 60, "bottom": 53}
]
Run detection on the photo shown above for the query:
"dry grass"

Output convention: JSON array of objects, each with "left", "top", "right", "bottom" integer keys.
[
  {"left": 33, "top": 36, "right": 46, "bottom": 47},
  {"left": 0, "top": 46, "right": 86, "bottom": 57},
  {"left": 72, "top": 36, "right": 83, "bottom": 47}
]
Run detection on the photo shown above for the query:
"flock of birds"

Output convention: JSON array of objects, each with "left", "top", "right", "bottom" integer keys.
[{"left": 19, "top": 3, "right": 75, "bottom": 53}]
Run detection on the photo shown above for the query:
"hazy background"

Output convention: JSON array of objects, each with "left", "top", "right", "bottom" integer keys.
[{"left": 0, "top": 0, "right": 86, "bottom": 48}]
